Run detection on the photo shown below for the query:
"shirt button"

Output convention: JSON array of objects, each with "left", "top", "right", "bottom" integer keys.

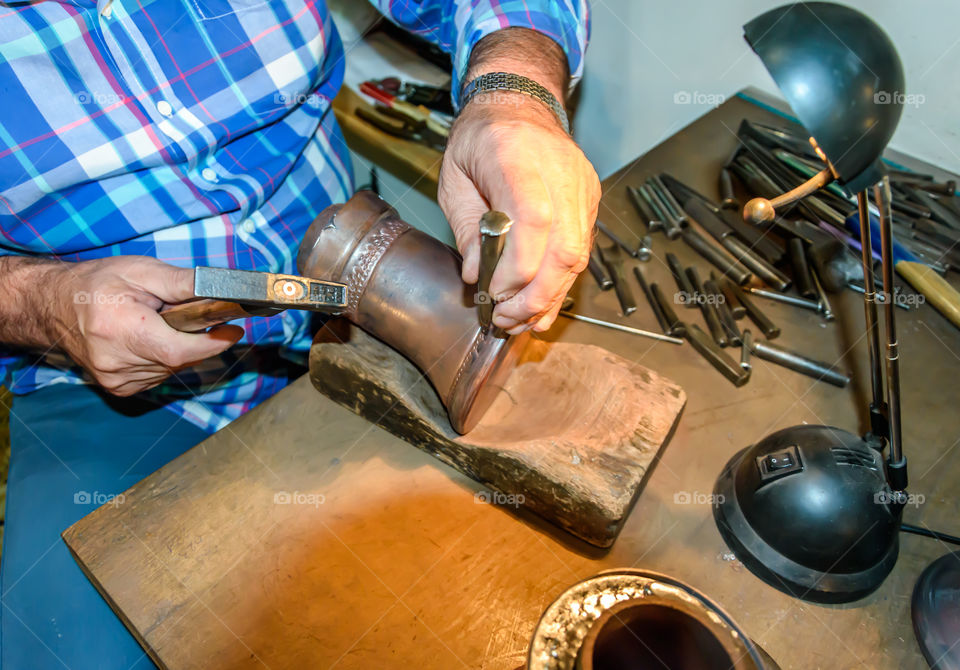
[
  {"left": 157, "top": 100, "right": 173, "bottom": 117},
  {"left": 242, "top": 219, "right": 256, "bottom": 233},
  {"left": 201, "top": 168, "right": 217, "bottom": 182},
  {"left": 101, "top": 3, "right": 113, "bottom": 18}
]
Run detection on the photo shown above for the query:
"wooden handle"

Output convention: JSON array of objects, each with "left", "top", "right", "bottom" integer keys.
[
  {"left": 896, "top": 261, "right": 960, "bottom": 329},
  {"left": 160, "top": 299, "right": 257, "bottom": 333}
]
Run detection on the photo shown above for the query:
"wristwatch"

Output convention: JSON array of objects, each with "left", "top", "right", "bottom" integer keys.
[{"left": 459, "top": 72, "right": 570, "bottom": 134}]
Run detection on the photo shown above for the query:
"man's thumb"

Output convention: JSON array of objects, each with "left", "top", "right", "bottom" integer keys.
[{"left": 127, "top": 257, "right": 197, "bottom": 304}]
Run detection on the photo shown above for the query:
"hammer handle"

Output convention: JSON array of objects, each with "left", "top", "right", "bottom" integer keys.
[
  {"left": 897, "top": 260, "right": 960, "bottom": 329},
  {"left": 160, "top": 299, "right": 264, "bottom": 333}
]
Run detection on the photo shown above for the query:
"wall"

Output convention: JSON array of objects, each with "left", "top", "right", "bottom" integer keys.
[{"left": 575, "top": 0, "right": 960, "bottom": 179}]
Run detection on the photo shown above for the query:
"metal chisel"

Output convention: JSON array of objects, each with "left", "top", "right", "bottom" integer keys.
[{"left": 477, "top": 211, "right": 513, "bottom": 328}]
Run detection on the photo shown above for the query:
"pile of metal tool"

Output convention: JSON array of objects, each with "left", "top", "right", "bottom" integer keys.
[
  {"left": 355, "top": 78, "right": 452, "bottom": 150},
  {"left": 576, "top": 119, "right": 960, "bottom": 388}
]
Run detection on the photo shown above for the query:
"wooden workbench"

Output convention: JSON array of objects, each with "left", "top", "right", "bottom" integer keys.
[
  {"left": 333, "top": 86, "right": 442, "bottom": 199},
  {"left": 64, "top": 94, "right": 960, "bottom": 669}
]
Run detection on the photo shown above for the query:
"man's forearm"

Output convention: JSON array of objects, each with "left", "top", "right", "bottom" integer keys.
[
  {"left": 463, "top": 27, "right": 570, "bottom": 104},
  {"left": 0, "top": 256, "right": 64, "bottom": 350}
]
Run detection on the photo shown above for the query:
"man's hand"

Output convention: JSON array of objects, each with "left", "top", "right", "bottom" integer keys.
[
  {"left": 439, "top": 28, "right": 601, "bottom": 335},
  {"left": 0, "top": 256, "right": 243, "bottom": 396}
]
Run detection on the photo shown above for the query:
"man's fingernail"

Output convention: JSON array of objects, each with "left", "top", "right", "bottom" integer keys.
[
  {"left": 506, "top": 324, "right": 528, "bottom": 336},
  {"left": 493, "top": 315, "right": 517, "bottom": 329},
  {"left": 532, "top": 317, "right": 553, "bottom": 332}
]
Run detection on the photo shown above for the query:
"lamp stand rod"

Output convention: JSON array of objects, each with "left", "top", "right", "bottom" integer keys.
[
  {"left": 856, "top": 190, "right": 889, "bottom": 449},
  {"left": 874, "top": 177, "right": 907, "bottom": 491}
]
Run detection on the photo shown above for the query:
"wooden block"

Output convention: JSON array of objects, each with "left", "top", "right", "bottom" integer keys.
[{"left": 309, "top": 323, "right": 686, "bottom": 547}]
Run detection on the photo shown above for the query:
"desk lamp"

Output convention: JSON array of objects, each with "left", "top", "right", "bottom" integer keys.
[{"left": 712, "top": 2, "right": 909, "bottom": 604}]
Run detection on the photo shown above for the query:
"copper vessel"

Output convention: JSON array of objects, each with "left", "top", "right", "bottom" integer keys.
[
  {"left": 297, "top": 190, "right": 527, "bottom": 434},
  {"left": 528, "top": 570, "right": 779, "bottom": 670}
]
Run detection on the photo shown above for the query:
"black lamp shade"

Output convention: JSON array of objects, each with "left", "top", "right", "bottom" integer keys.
[{"left": 744, "top": 2, "right": 905, "bottom": 192}]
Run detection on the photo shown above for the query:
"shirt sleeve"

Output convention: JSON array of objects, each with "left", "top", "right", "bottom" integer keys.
[{"left": 368, "top": 0, "right": 590, "bottom": 97}]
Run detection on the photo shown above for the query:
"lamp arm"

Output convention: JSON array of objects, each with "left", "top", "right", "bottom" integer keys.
[{"left": 874, "top": 177, "right": 907, "bottom": 492}]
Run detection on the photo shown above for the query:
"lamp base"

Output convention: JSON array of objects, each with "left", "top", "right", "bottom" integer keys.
[
  {"left": 713, "top": 424, "right": 901, "bottom": 603},
  {"left": 912, "top": 551, "right": 960, "bottom": 670}
]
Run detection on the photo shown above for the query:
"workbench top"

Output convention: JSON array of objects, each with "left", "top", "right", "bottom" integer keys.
[{"left": 64, "top": 94, "right": 960, "bottom": 670}]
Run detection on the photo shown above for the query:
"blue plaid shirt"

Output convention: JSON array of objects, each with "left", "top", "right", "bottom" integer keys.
[{"left": 0, "top": 0, "right": 588, "bottom": 432}]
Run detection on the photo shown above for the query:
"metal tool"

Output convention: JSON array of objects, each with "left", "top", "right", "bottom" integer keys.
[
  {"left": 681, "top": 228, "right": 752, "bottom": 286},
  {"left": 846, "top": 281, "right": 909, "bottom": 310},
  {"left": 632, "top": 266, "right": 670, "bottom": 334},
  {"left": 896, "top": 176, "right": 957, "bottom": 196},
  {"left": 662, "top": 173, "right": 784, "bottom": 264},
  {"left": 369, "top": 77, "right": 453, "bottom": 115},
  {"left": 587, "top": 248, "right": 614, "bottom": 290},
  {"left": 902, "top": 185, "right": 960, "bottom": 230},
  {"left": 750, "top": 339, "right": 850, "bottom": 387},
  {"left": 160, "top": 267, "right": 348, "bottom": 333},
  {"left": 356, "top": 81, "right": 450, "bottom": 150},
  {"left": 720, "top": 235, "right": 791, "bottom": 291},
  {"left": 666, "top": 252, "right": 697, "bottom": 308},
  {"left": 708, "top": 278, "right": 742, "bottom": 345},
  {"left": 686, "top": 266, "right": 727, "bottom": 347},
  {"left": 679, "top": 197, "right": 787, "bottom": 290},
  {"left": 744, "top": 286, "right": 821, "bottom": 312},
  {"left": 722, "top": 278, "right": 780, "bottom": 339},
  {"left": 788, "top": 238, "right": 817, "bottom": 298},
  {"left": 627, "top": 186, "right": 664, "bottom": 235},
  {"left": 685, "top": 323, "right": 750, "bottom": 386},
  {"left": 810, "top": 265, "right": 835, "bottom": 321},
  {"left": 651, "top": 282, "right": 686, "bottom": 337},
  {"left": 712, "top": 271, "right": 746, "bottom": 318},
  {"left": 650, "top": 175, "right": 687, "bottom": 226},
  {"left": 477, "top": 211, "right": 513, "bottom": 328},
  {"left": 597, "top": 244, "right": 637, "bottom": 316},
  {"left": 891, "top": 194, "right": 934, "bottom": 221},
  {"left": 740, "top": 329, "right": 753, "bottom": 371},
  {"left": 596, "top": 219, "right": 651, "bottom": 261},
  {"left": 641, "top": 181, "right": 682, "bottom": 239},
  {"left": 558, "top": 310, "right": 683, "bottom": 344},
  {"left": 719, "top": 168, "right": 740, "bottom": 210}
]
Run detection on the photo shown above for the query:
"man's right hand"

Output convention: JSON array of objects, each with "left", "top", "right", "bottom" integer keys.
[{"left": 2, "top": 255, "right": 243, "bottom": 397}]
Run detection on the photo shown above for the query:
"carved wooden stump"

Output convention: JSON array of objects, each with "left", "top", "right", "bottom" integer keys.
[{"left": 309, "top": 323, "right": 686, "bottom": 547}]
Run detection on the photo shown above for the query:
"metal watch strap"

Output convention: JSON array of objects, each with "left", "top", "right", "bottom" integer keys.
[{"left": 459, "top": 72, "right": 570, "bottom": 134}]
